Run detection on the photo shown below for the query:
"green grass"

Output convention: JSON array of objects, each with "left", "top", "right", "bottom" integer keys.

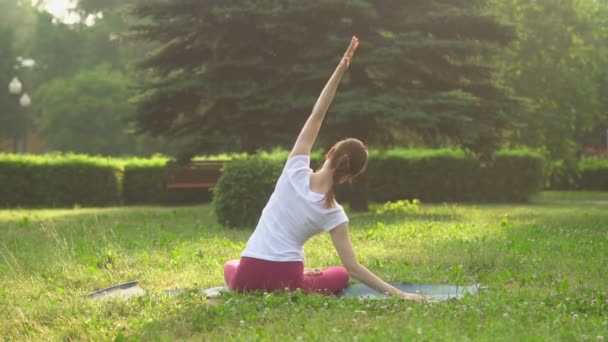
[
  {"left": 533, "top": 190, "right": 608, "bottom": 202},
  {"left": 1, "top": 192, "right": 607, "bottom": 341}
]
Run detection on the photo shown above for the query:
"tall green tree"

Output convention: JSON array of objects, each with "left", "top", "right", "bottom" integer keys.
[
  {"left": 74, "top": 0, "right": 150, "bottom": 71},
  {"left": 0, "top": 0, "right": 37, "bottom": 49},
  {"left": 29, "top": 12, "right": 86, "bottom": 84},
  {"left": 127, "top": 0, "right": 516, "bottom": 157},
  {"left": 35, "top": 64, "right": 181, "bottom": 156},
  {"left": 36, "top": 65, "right": 139, "bottom": 155},
  {"left": 494, "top": 0, "right": 608, "bottom": 160},
  {"left": 29, "top": 0, "right": 145, "bottom": 83}
]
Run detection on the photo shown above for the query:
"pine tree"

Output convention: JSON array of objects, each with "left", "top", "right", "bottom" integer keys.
[
  {"left": 127, "top": 0, "right": 517, "bottom": 210},
  {"left": 127, "top": 0, "right": 515, "bottom": 156}
]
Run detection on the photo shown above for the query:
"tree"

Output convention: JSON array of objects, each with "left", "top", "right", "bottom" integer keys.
[
  {"left": 127, "top": 0, "right": 517, "bottom": 211},
  {"left": 0, "top": 0, "right": 37, "bottom": 49},
  {"left": 127, "top": 0, "right": 516, "bottom": 158},
  {"left": 35, "top": 65, "right": 141, "bottom": 155},
  {"left": 494, "top": 0, "right": 608, "bottom": 160},
  {"left": 29, "top": 12, "right": 87, "bottom": 84},
  {"left": 73, "top": 0, "right": 150, "bottom": 72}
]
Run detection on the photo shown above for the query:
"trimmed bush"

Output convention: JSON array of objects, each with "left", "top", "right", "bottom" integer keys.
[
  {"left": 543, "top": 157, "right": 608, "bottom": 191},
  {"left": 212, "top": 157, "right": 283, "bottom": 228},
  {"left": 0, "top": 154, "right": 121, "bottom": 207},
  {"left": 122, "top": 159, "right": 169, "bottom": 204},
  {"left": 485, "top": 150, "right": 545, "bottom": 202},
  {"left": 366, "top": 148, "right": 544, "bottom": 203},
  {"left": 213, "top": 148, "right": 545, "bottom": 228},
  {"left": 366, "top": 149, "right": 479, "bottom": 202},
  {"left": 212, "top": 150, "right": 325, "bottom": 228},
  {"left": 543, "top": 159, "right": 579, "bottom": 190},
  {"left": 578, "top": 158, "right": 608, "bottom": 191}
]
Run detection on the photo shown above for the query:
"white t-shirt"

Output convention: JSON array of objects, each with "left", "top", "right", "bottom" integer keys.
[{"left": 241, "top": 155, "right": 349, "bottom": 262}]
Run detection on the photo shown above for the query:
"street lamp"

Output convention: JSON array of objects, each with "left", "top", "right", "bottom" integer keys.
[
  {"left": 9, "top": 77, "right": 22, "bottom": 95},
  {"left": 7, "top": 77, "right": 31, "bottom": 153},
  {"left": 19, "top": 93, "right": 31, "bottom": 107}
]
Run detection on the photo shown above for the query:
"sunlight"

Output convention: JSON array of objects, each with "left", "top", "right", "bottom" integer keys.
[
  {"left": 36, "top": 0, "right": 98, "bottom": 25},
  {"left": 40, "top": 0, "right": 76, "bottom": 17}
]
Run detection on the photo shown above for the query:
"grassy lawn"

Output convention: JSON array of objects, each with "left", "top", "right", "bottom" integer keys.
[{"left": 1, "top": 192, "right": 607, "bottom": 341}]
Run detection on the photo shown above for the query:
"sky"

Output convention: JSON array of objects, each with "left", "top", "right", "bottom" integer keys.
[
  {"left": 43, "top": 0, "right": 73, "bottom": 16},
  {"left": 40, "top": 0, "right": 81, "bottom": 24}
]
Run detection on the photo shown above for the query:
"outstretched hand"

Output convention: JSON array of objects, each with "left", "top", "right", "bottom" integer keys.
[
  {"left": 398, "top": 292, "right": 432, "bottom": 302},
  {"left": 340, "top": 36, "right": 359, "bottom": 69}
]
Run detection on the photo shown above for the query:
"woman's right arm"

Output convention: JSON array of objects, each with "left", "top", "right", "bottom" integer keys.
[
  {"left": 289, "top": 36, "right": 359, "bottom": 158},
  {"left": 329, "top": 223, "right": 428, "bottom": 301}
]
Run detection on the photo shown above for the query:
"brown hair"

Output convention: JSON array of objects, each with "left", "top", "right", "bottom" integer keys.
[{"left": 324, "top": 138, "right": 368, "bottom": 208}]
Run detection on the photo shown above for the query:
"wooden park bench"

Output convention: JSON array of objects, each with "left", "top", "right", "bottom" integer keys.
[{"left": 165, "top": 161, "right": 224, "bottom": 190}]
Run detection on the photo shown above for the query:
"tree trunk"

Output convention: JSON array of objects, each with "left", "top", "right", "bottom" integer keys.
[
  {"left": 345, "top": 117, "right": 370, "bottom": 212},
  {"left": 350, "top": 171, "right": 368, "bottom": 212}
]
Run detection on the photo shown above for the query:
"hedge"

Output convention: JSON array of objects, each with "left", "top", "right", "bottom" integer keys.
[
  {"left": 577, "top": 158, "right": 608, "bottom": 190},
  {"left": 361, "top": 149, "right": 544, "bottom": 203},
  {"left": 0, "top": 153, "right": 121, "bottom": 207},
  {"left": 212, "top": 148, "right": 546, "bottom": 228},
  {"left": 366, "top": 149, "right": 478, "bottom": 203},
  {"left": 212, "top": 157, "right": 283, "bottom": 228},
  {"left": 121, "top": 155, "right": 240, "bottom": 205},
  {"left": 122, "top": 158, "right": 169, "bottom": 205},
  {"left": 9, "top": 149, "right": 593, "bottom": 212},
  {"left": 544, "top": 157, "right": 608, "bottom": 191}
]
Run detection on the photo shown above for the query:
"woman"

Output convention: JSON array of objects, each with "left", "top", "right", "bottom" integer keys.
[{"left": 223, "top": 36, "right": 426, "bottom": 301}]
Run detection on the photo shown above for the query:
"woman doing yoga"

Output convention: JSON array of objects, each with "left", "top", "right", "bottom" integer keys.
[{"left": 223, "top": 36, "right": 427, "bottom": 301}]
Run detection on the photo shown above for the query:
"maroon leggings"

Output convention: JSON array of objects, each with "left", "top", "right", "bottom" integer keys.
[{"left": 223, "top": 257, "right": 349, "bottom": 294}]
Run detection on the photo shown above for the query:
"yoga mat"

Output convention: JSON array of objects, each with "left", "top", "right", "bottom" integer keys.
[
  {"left": 86, "top": 281, "right": 216, "bottom": 301},
  {"left": 198, "top": 284, "right": 480, "bottom": 301},
  {"left": 87, "top": 281, "right": 145, "bottom": 300},
  {"left": 336, "top": 283, "right": 480, "bottom": 301},
  {"left": 87, "top": 282, "right": 479, "bottom": 301}
]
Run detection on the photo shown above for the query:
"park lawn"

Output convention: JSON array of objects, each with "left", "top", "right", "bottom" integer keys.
[{"left": 1, "top": 192, "right": 607, "bottom": 341}]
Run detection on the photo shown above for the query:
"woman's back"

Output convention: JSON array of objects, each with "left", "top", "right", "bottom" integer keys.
[{"left": 241, "top": 155, "right": 348, "bottom": 262}]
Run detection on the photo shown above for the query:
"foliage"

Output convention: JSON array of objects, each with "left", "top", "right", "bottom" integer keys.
[
  {"left": 543, "top": 159, "right": 579, "bottom": 190},
  {"left": 494, "top": 0, "right": 608, "bottom": 160},
  {"left": 122, "top": 158, "right": 169, "bottom": 204},
  {"left": 30, "top": 1, "right": 147, "bottom": 83},
  {"left": 1, "top": 195, "right": 607, "bottom": 340},
  {"left": 35, "top": 65, "right": 144, "bottom": 156},
  {"left": 127, "top": 0, "right": 517, "bottom": 156},
  {"left": 366, "top": 148, "right": 544, "bottom": 203},
  {"left": 0, "top": 0, "right": 36, "bottom": 49},
  {"left": 375, "top": 199, "right": 421, "bottom": 215},
  {"left": 577, "top": 157, "right": 608, "bottom": 191},
  {"left": 213, "top": 148, "right": 545, "bottom": 227},
  {"left": 212, "top": 157, "right": 284, "bottom": 228},
  {"left": 29, "top": 12, "right": 87, "bottom": 83},
  {"left": 544, "top": 157, "right": 608, "bottom": 191},
  {"left": 0, "top": 153, "right": 121, "bottom": 207}
]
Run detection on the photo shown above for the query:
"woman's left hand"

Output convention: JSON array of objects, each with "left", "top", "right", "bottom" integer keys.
[{"left": 304, "top": 268, "right": 323, "bottom": 277}]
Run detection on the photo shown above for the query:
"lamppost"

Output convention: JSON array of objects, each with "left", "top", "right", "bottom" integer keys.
[{"left": 8, "top": 77, "right": 31, "bottom": 153}]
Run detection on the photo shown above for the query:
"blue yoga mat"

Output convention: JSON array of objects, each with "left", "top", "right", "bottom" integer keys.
[
  {"left": 88, "top": 282, "right": 480, "bottom": 301},
  {"left": 198, "top": 283, "right": 480, "bottom": 301},
  {"left": 336, "top": 283, "right": 480, "bottom": 301}
]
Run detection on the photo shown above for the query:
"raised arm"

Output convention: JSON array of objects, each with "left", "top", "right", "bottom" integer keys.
[
  {"left": 330, "top": 223, "right": 429, "bottom": 301},
  {"left": 289, "top": 36, "right": 359, "bottom": 158}
]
